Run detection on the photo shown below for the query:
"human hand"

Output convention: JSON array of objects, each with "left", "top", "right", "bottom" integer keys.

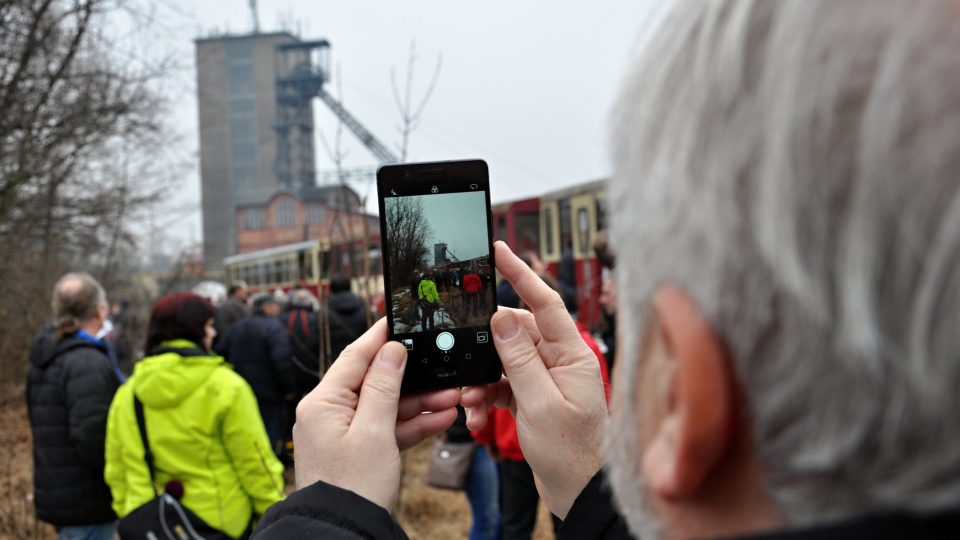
[
  {"left": 292, "top": 318, "right": 460, "bottom": 509},
  {"left": 461, "top": 242, "right": 607, "bottom": 519}
]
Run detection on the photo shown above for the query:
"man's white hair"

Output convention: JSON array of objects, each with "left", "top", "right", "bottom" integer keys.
[{"left": 606, "top": 0, "right": 960, "bottom": 533}]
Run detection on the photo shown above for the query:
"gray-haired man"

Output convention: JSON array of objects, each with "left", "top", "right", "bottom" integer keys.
[
  {"left": 27, "top": 273, "right": 122, "bottom": 540},
  {"left": 251, "top": 2, "right": 960, "bottom": 539}
]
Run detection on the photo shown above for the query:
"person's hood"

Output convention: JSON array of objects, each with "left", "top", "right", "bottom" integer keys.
[
  {"left": 30, "top": 328, "right": 107, "bottom": 369},
  {"left": 329, "top": 292, "right": 365, "bottom": 316},
  {"left": 131, "top": 339, "right": 225, "bottom": 409}
]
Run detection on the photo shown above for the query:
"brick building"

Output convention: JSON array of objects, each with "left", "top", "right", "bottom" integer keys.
[{"left": 235, "top": 185, "right": 378, "bottom": 255}]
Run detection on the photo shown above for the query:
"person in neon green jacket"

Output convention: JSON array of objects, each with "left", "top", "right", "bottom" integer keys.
[
  {"left": 105, "top": 292, "right": 284, "bottom": 539},
  {"left": 417, "top": 274, "right": 440, "bottom": 331}
]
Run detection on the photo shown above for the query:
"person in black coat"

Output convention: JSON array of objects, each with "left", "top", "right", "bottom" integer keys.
[
  {"left": 212, "top": 281, "right": 248, "bottom": 350},
  {"left": 27, "top": 273, "right": 123, "bottom": 540},
  {"left": 282, "top": 289, "right": 321, "bottom": 395},
  {"left": 326, "top": 276, "right": 369, "bottom": 363},
  {"left": 217, "top": 293, "right": 295, "bottom": 452}
]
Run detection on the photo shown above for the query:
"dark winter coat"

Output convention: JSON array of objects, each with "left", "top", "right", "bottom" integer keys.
[
  {"left": 327, "top": 291, "right": 369, "bottom": 362},
  {"left": 282, "top": 307, "right": 321, "bottom": 394},
  {"left": 217, "top": 314, "right": 296, "bottom": 404},
  {"left": 251, "top": 466, "right": 960, "bottom": 540},
  {"left": 26, "top": 327, "right": 121, "bottom": 526}
]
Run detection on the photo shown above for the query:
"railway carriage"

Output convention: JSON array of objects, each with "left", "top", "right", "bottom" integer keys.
[
  {"left": 223, "top": 238, "right": 383, "bottom": 300},
  {"left": 538, "top": 179, "right": 607, "bottom": 328},
  {"left": 491, "top": 179, "right": 608, "bottom": 328}
]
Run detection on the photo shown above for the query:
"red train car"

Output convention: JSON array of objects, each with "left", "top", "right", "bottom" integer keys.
[
  {"left": 492, "top": 180, "right": 608, "bottom": 329},
  {"left": 538, "top": 179, "right": 607, "bottom": 329}
]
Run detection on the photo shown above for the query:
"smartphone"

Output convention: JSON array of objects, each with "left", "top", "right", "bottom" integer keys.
[{"left": 377, "top": 159, "right": 502, "bottom": 393}]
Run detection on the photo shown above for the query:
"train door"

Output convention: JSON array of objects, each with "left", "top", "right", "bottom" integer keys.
[{"left": 570, "top": 192, "right": 602, "bottom": 328}]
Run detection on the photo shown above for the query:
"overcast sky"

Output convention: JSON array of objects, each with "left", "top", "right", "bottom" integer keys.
[
  {"left": 419, "top": 191, "right": 490, "bottom": 263},
  {"left": 117, "top": 0, "right": 658, "bottom": 254}
]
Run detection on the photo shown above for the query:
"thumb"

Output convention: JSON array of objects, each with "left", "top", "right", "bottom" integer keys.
[
  {"left": 354, "top": 342, "right": 407, "bottom": 430},
  {"left": 492, "top": 310, "right": 560, "bottom": 402}
]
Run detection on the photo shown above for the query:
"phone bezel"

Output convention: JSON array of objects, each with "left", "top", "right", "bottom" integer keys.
[{"left": 376, "top": 159, "right": 502, "bottom": 393}]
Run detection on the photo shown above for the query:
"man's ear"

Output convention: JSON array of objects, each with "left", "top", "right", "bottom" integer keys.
[{"left": 642, "top": 285, "right": 735, "bottom": 500}]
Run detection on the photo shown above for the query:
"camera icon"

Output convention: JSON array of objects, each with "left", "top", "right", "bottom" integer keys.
[
  {"left": 431, "top": 186, "right": 439, "bottom": 194},
  {"left": 476, "top": 331, "right": 489, "bottom": 344}
]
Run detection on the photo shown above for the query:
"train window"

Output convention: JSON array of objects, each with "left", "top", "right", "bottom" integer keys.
[
  {"left": 544, "top": 207, "right": 555, "bottom": 256},
  {"left": 274, "top": 260, "right": 283, "bottom": 284},
  {"left": 577, "top": 208, "right": 591, "bottom": 254},
  {"left": 319, "top": 252, "right": 330, "bottom": 279},
  {"left": 560, "top": 200, "right": 572, "bottom": 252},
  {"left": 304, "top": 252, "right": 314, "bottom": 281},
  {"left": 596, "top": 198, "right": 607, "bottom": 232}
]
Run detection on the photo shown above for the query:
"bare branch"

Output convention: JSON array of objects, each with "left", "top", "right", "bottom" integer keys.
[{"left": 390, "top": 39, "right": 442, "bottom": 162}]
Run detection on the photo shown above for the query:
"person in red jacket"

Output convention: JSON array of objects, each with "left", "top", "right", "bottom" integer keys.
[
  {"left": 462, "top": 269, "right": 483, "bottom": 317},
  {"left": 473, "top": 273, "right": 610, "bottom": 540}
]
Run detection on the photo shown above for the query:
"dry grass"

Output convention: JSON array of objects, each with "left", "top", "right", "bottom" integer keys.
[
  {"left": 394, "top": 440, "right": 556, "bottom": 540},
  {"left": 1, "top": 389, "right": 554, "bottom": 540},
  {"left": 0, "top": 386, "right": 56, "bottom": 539}
]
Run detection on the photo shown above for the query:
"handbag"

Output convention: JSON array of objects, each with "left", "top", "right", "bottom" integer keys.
[
  {"left": 117, "top": 395, "right": 233, "bottom": 540},
  {"left": 424, "top": 438, "right": 475, "bottom": 490}
]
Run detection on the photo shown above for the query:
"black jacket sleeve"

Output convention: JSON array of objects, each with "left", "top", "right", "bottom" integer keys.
[
  {"left": 558, "top": 469, "right": 636, "bottom": 540},
  {"left": 64, "top": 348, "right": 119, "bottom": 470},
  {"left": 253, "top": 480, "right": 409, "bottom": 539}
]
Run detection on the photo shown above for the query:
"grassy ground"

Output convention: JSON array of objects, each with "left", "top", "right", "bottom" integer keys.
[
  {"left": 1, "top": 387, "right": 54, "bottom": 539},
  {"left": 394, "top": 440, "right": 556, "bottom": 540},
  {"left": 0, "top": 389, "right": 555, "bottom": 540}
]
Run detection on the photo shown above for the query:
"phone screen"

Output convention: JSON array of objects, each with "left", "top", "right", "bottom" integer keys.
[{"left": 377, "top": 160, "right": 502, "bottom": 393}]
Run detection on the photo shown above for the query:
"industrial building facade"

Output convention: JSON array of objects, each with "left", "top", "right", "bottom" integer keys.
[{"left": 195, "top": 32, "right": 318, "bottom": 269}]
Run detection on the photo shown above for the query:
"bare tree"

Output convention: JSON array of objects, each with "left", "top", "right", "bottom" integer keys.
[
  {"left": 384, "top": 196, "right": 431, "bottom": 287},
  {"left": 0, "top": 0, "right": 179, "bottom": 386},
  {"left": 391, "top": 40, "right": 442, "bottom": 163}
]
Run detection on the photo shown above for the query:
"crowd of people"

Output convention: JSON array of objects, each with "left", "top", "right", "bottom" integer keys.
[
  {"left": 405, "top": 266, "right": 493, "bottom": 332},
  {"left": 21, "top": 1, "right": 960, "bottom": 539},
  {"left": 25, "top": 274, "right": 369, "bottom": 539}
]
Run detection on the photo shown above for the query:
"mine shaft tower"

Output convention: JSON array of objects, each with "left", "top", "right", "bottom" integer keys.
[{"left": 274, "top": 40, "right": 398, "bottom": 189}]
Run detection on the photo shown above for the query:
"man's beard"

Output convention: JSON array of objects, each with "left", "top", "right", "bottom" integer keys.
[{"left": 605, "top": 386, "right": 665, "bottom": 540}]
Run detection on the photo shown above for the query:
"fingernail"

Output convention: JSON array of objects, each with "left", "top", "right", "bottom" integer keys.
[
  {"left": 493, "top": 312, "right": 520, "bottom": 340},
  {"left": 381, "top": 345, "right": 405, "bottom": 369}
]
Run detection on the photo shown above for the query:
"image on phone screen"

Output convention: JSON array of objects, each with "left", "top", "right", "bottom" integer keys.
[{"left": 385, "top": 191, "right": 494, "bottom": 334}]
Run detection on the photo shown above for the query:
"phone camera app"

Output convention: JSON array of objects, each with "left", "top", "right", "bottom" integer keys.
[{"left": 385, "top": 190, "right": 495, "bottom": 336}]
